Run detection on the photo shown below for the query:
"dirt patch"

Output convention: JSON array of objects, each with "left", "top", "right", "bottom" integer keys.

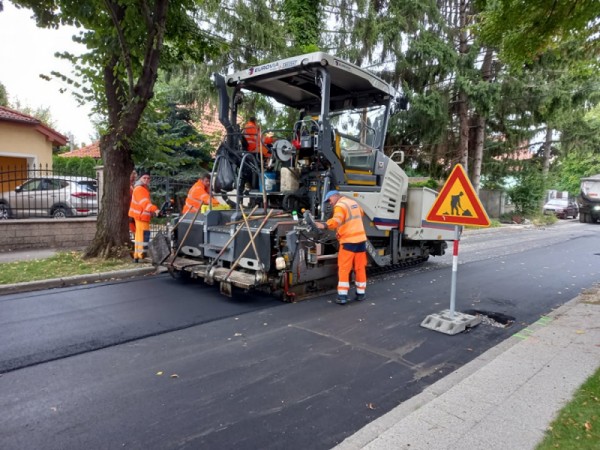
[{"left": 578, "top": 284, "right": 600, "bottom": 305}]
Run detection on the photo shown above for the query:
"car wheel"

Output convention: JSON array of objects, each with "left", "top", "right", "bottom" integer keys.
[
  {"left": 0, "top": 203, "right": 11, "bottom": 219},
  {"left": 52, "top": 207, "right": 68, "bottom": 219}
]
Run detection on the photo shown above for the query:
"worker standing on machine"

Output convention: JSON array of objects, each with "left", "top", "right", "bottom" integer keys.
[
  {"left": 183, "top": 173, "right": 220, "bottom": 214},
  {"left": 316, "top": 190, "right": 368, "bottom": 305},
  {"left": 243, "top": 116, "right": 274, "bottom": 158}
]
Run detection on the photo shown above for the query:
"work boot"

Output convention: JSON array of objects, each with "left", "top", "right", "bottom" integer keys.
[
  {"left": 336, "top": 296, "right": 348, "bottom": 305},
  {"left": 355, "top": 293, "right": 366, "bottom": 302}
]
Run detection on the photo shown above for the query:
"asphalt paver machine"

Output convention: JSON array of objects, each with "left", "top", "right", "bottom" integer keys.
[{"left": 157, "top": 52, "right": 454, "bottom": 300}]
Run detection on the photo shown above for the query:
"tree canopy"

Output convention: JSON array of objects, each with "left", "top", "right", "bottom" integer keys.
[
  {"left": 0, "top": 81, "right": 8, "bottom": 106},
  {"left": 11, "top": 0, "right": 219, "bottom": 258},
  {"left": 477, "top": 0, "right": 600, "bottom": 65}
]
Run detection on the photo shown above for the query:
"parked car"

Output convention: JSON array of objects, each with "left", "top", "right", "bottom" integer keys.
[
  {"left": 543, "top": 198, "right": 578, "bottom": 219},
  {"left": 0, "top": 176, "right": 98, "bottom": 219}
]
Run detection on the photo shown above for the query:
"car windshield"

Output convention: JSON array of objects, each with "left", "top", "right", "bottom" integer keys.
[{"left": 330, "top": 104, "right": 387, "bottom": 150}]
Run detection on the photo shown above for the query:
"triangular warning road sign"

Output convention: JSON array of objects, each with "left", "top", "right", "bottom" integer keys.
[{"left": 426, "top": 164, "right": 490, "bottom": 227}]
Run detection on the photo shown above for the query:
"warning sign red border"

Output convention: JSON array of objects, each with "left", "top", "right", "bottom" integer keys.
[{"left": 426, "top": 164, "right": 490, "bottom": 227}]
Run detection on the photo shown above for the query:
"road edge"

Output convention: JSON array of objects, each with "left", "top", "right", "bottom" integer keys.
[{"left": 0, "top": 266, "right": 159, "bottom": 295}]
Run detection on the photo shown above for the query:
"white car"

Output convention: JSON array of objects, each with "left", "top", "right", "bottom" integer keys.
[{"left": 0, "top": 176, "right": 98, "bottom": 219}]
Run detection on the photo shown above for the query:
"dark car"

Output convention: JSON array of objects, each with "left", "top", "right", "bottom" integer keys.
[{"left": 543, "top": 198, "right": 578, "bottom": 219}]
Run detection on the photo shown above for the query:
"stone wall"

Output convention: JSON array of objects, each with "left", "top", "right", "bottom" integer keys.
[
  {"left": 0, "top": 218, "right": 97, "bottom": 252},
  {"left": 479, "top": 189, "right": 514, "bottom": 218}
]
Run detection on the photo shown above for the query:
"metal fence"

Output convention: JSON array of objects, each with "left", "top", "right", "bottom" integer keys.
[
  {"left": 0, "top": 165, "right": 200, "bottom": 238},
  {"left": 147, "top": 175, "right": 196, "bottom": 215},
  {"left": 0, "top": 164, "right": 99, "bottom": 220}
]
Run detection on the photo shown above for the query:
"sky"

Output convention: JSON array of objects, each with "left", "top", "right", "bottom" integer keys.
[{"left": 0, "top": 2, "right": 96, "bottom": 147}]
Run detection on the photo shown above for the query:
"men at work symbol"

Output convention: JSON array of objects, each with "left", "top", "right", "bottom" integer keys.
[{"left": 444, "top": 191, "right": 472, "bottom": 216}]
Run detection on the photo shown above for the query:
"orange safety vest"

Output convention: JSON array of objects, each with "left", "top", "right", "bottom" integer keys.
[
  {"left": 243, "top": 121, "right": 273, "bottom": 158},
  {"left": 128, "top": 184, "right": 158, "bottom": 223},
  {"left": 326, "top": 196, "right": 367, "bottom": 244},
  {"left": 182, "top": 179, "right": 219, "bottom": 214}
]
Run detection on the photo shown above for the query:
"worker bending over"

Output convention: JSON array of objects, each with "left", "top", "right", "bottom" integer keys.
[
  {"left": 316, "top": 190, "right": 368, "bottom": 304},
  {"left": 183, "top": 173, "right": 220, "bottom": 214}
]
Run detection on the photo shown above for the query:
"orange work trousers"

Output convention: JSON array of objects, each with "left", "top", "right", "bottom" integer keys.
[
  {"left": 133, "top": 220, "right": 150, "bottom": 260},
  {"left": 337, "top": 246, "right": 367, "bottom": 297}
]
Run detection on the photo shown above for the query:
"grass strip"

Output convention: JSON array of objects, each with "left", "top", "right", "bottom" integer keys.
[
  {"left": 536, "top": 366, "right": 600, "bottom": 449},
  {"left": 0, "top": 251, "right": 137, "bottom": 285}
]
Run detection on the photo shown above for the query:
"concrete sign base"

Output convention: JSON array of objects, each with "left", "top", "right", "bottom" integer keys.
[{"left": 420, "top": 310, "right": 481, "bottom": 335}]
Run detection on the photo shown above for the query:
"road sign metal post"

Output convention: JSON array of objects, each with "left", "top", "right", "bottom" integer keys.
[{"left": 449, "top": 225, "right": 460, "bottom": 318}]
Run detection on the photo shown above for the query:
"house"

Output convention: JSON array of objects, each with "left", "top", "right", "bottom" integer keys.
[
  {"left": 0, "top": 105, "right": 67, "bottom": 170},
  {"left": 196, "top": 103, "right": 225, "bottom": 147},
  {"left": 0, "top": 106, "right": 68, "bottom": 191},
  {"left": 60, "top": 141, "right": 101, "bottom": 159},
  {"left": 60, "top": 104, "right": 223, "bottom": 160}
]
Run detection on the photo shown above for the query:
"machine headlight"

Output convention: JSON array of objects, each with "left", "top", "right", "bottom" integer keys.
[{"left": 594, "top": 206, "right": 600, "bottom": 211}]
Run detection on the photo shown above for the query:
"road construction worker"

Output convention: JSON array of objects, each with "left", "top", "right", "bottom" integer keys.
[
  {"left": 128, "top": 172, "right": 160, "bottom": 262},
  {"left": 182, "top": 173, "right": 220, "bottom": 214},
  {"left": 243, "top": 116, "right": 274, "bottom": 158},
  {"left": 129, "top": 170, "right": 138, "bottom": 235},
  {"left": 316, "top": 190, "right": 368, "bottom": 304}
]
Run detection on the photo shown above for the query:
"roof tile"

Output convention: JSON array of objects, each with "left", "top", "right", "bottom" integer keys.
[{"left": 60, "top": 141, "right": 101, "bottom": 159}]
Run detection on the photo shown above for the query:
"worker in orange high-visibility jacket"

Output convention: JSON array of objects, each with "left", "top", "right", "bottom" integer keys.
[
  {"left": 128, "top": 172, "right": 160, "bottom": 262},
  {"left": 182, "top": 173, "right": 220, "bottom": 215},
  {"left": 316, "top": 190, "right": 368, "bottom": 305},
  {"left": 243, "top": 116, "right": 274, "bottom": 158},
  {"left": 128, "top": 170, "right": 138, "bottom": 235}
]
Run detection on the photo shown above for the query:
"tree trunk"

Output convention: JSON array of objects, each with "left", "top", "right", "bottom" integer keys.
[
  {"left": 458, "top": 91, "right": 469, "bottom": 170},
  {"left": 472, "top": 48, "right": 494, "bottom": 194},
  {"left": 472, "top": 115, "right": 485, "bottom": 193},
  {"left": 457, "top": 0, "right": 469, "bottom": 171},
  {"left": 542, "top": 125, "right": 552, "bottom": 179},
  {"left": 83, "top": 0, "right": 168, "bottom": 259},
  {"left": 540, "top": 125, "right": 553, "bottom": 210},
  {"left": 84, "top": 133, "right": 134, "bottom": 259}
]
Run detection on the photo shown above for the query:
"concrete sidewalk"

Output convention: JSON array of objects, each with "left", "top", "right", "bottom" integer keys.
[
  {"left": 0, "top": 248, "right": 61, "bottom": 263},
  {"left": 336, "top": 288, "right": 600, "bottom": 450}
]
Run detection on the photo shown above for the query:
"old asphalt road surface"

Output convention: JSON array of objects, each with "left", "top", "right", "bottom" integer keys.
[{"left": 1, "top": 221, "right": 599, "bottom": 449}]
